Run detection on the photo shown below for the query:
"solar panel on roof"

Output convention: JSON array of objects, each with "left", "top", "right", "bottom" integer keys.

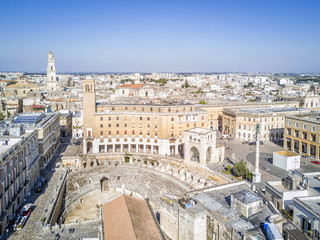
[{"left": 13, "top": 115, "right": 40, "bottom": 124}]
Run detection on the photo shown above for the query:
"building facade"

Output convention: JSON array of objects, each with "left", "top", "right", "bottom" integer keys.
[
  {"left": 222, "top": 108, "right": 308, "bottom": 142},
  {"left": 284, "top": 112, "right": 320, "bottom": 160},
  {"left": 293, "top": 196, "right": 320, "bottom": 239},
  {"left": 82, "top": 79, "right": 208, "bottom": 156},
  {"left": 0, "top": 125, "right": 40, "bottom": 235}
]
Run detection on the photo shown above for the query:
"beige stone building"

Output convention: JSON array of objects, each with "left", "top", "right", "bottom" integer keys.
[
  {"left": 83, "top": 79, "right": 208, "bottom": 156},
  {"left": 5, "top": 83, "right": 39, "bottom": 98},
  {"left": 222, "top": 107, "right": 308, "bottom": 142},
  {"left": 0, "top": 124, "right": 40, "bottom": 235},
  {"left": 284, "top": 112, "right": 320, "bottom": 159}
]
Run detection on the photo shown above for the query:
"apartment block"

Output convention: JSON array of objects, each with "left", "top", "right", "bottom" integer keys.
[
  {"left": 222, "top": 108, "right": 309, "bottom": 142},
  {"left": 284, "top": 112, "right": 320, "bottom": 160},
  {"left": 0, "top": 124, "right": 39, "bottom": 235}
]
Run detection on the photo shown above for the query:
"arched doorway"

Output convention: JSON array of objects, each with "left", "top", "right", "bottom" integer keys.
[
  {"left": 100, "top": 177, "right": 110, "bottom": 191},
  {"left": 87, "top": 141, "right": 92, "bottom": 152},
  {"left": 190, "top": 147, "right": 200, "bottom": 162},
  {"left": 206, "top": 147, "right": 211, "bottom": 163}
]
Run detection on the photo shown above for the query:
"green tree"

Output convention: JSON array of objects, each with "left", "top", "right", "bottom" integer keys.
[
  {"left": 0, "top": 112, "right": 4, "bottom": 121},
  {"left": 234, "top": 160, "right": 248, "bottom": 178},
  {"left": 199, "top": 100, "right": 206, "bottom": 104}
]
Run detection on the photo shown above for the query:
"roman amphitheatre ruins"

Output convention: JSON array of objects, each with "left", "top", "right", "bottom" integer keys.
[{"left": 60, "top": 143, "right": 231, "bottom": 239}]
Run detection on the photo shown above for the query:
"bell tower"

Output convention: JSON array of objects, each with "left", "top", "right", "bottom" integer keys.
[
  {"left": 46, "top": 50, "right": 57, "bottom": 91},
  {"left": 83, "top": 79, "right": 96, "bottom": 153}
]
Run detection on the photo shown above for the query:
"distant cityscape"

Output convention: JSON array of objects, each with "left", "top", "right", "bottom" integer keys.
[{"left": 0, "top": 50, "right": 319, "bottom": 240}]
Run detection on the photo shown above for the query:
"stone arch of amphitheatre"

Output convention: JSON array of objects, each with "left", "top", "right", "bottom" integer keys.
[{"left": 62, "top": 141, "right": 227, "bottom": 239}]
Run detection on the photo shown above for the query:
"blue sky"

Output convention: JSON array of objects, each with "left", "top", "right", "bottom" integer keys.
[{"left": 0, "top": 0, "right": 319, "bottom": 72}]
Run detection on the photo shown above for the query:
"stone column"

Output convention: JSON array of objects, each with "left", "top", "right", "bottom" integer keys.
[
  {"left": 253, "top": 131, "right": 261, "bottom": 183},
  {"left": 128, "top": 144, "right": 131, "bottom": 153},
  {"left": 200, "top": 136, "right": 206, "bottom": 165},
  {"left": 299, "top": 141, "right": 302, "bottom": 154},
  {"left": 83, "top": 139, "right": 87, "bottom": 154}
]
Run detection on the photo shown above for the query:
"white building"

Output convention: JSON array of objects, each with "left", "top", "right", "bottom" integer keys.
[{"left": 273, "top": 150, "right": 300, "bottom": 171}]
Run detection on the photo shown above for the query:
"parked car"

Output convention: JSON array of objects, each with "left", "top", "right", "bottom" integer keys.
[
  {"left": 249, "top": 142, "right": 256, "bottom": 145},
  {"left": 220, "top": 134, "right": 229, "bottom": 139},
  {"left": 228, "top": 137, "right": 235, "bottom": 141},
  {"left": 242, "top": 141, "right": 249, "bottom": 144},
  {"left": 20, "top": 203, "right": 32, "bottom": 217},
  {"left": 311, "top": 161, "right": 320, "bottom": 165}
]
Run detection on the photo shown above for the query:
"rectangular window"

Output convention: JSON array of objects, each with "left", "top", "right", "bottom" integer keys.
[
  {"left": 125, "top": 106, "right": 128, "bottom": 110},
  {"left": 116, "top": 130, "right": 119, "bottom": 135},
  {"left": 147, "top": 117, "right": 150, "bottom": 121},
  {"left": 108, "top": 124, "right": 111, "bottom": 127},
  {"left": 124, "top": 130, "right": 127, "bottom": 135},
  {"left": 116, "top": 124, "right": 119, "bottom": 127},
  {"left": 288, "top": 129, "right": 291, "bottom": 135},
  {"left": 100, "top": 124, "right": 103, "bottom": 128},
  {"left": 295, "top": 123, "right": 299, "bottom": 128},
  {"left": 312, "top": 134, "right": 316, "bottom": 142},
  {"left": 132, "top": 130, "right": 135, "bottom": 135},
  {"left": 171, "top": 117, "right": 174, "bottom": 121},
  {"left": 303, "top": 124, "right": 307, "bottom": 130},
  {"left": 303, "top": 132, "right": 307, "bottom": 140},
  {"left": 140, "top": 117, "right": 143, "bottom": 121},
  {"left": 124, "top": 123, "right": 127, "bottom": 127},
  {"left": 100, "top": 131, "right": 103, "bottom": 136},
  {"left": 117, "top": 116, "right": 119, "bottom": 120},
  {"left": 100, "top": 117, "right": 103, "bottom": 121},
  {"left": 312, "top": 126, "right": 316, "bottom": 132},
  {"left": 295, "top": 130, "right": 299, "bottom": 138},
  {"left": 108, "top": 117, "right": 111, "bottom": 121},
  {"left": 108, "top": 131, "right": 111, "bottom": 135}
]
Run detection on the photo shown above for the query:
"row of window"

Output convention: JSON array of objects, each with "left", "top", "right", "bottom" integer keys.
[
  {"left": 99, "top": 130, "right": 186, "bottom": 137},
  {"left": 99, "top": 116, "right": 204, "bottom": 122},
  {"left": 239, "top": 117, "right": 284, "bottom": 122},
  {"left": 109, "top": 106, "right": 194, "bottom": 112},
  {"left": 287, "top": 121, "right": 317, "bottom": 131},
  {"left": 287, "top": 129, "right": 318, "bottom": 142},
  {"left": 238, "top": 124, "right": 284, "bottom": 130},
  {"left": 99, "top": 123, "right": 204, "bottom": 128}
]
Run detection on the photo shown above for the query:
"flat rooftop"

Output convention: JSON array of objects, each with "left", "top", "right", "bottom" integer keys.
[
  {"left": 274, "top": 150, "right": 299, "bottom": 157},
  {"left": 233, "top": 189, "right": 261, "bottom": 204},
  {"left": 185, "top": 127, "right": 214, "bottom": 134},
  {"left": 295, "top": 196, "right": 320, "bottom": 216}
]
